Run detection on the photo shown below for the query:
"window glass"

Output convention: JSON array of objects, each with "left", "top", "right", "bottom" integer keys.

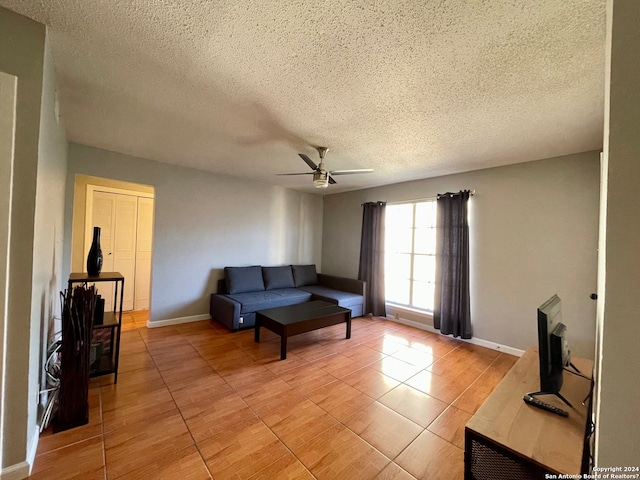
[
  {"left": 385, "top": 253, "right": 411, "bottom": 280},
  {"left": 386, "top": 279, "right": 410, "bottom": 305},
  {"left": 415, "top": 201, "right": 437, "bottom": 227},
  {"left": 384, "top": 200, "right": 437, "bottom": 312},
  {"left": 387, "top": 204, "right": 413, "bottom": 230},
  {"left": 413, "top": 227, "right": 435, "bottom": 254},
  {"left": 413, "top": 255, "right": 435, "bottom": 282},
  {"left": 412, "top": 281, "right": 435, "bottom": 310},
  {"left": 387, "top": 228, "right": 412, "bottom": 253}
]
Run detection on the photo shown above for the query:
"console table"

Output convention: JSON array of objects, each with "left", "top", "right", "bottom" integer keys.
[
  {"left": 464, "top": 347, "right": 593, "bottom": 479},
  {"left": 68, "top": 272, "right": 124, "bottom": 383}
]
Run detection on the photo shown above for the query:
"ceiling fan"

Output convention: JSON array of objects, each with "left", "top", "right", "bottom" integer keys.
[{"left": 277, "top": 147, "right": 374, "bottom": 188}]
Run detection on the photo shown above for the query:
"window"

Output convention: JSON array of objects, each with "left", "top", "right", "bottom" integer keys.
[{"left": 384, "top": 200, "right": 437, "bottom": 312}]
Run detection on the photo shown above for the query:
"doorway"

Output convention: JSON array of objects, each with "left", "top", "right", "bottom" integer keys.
[{"left": 71, "top": 175, "right": 155, "bottom": 313}]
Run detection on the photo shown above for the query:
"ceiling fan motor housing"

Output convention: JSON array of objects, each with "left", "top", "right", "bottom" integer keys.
[{"left": 313, "top": 171, "right": 329, "bottom": 188}]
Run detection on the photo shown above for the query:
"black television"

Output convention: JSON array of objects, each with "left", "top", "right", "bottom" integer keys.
[{"left": 530, "top": 294, "right": 573, "bottom": 407}]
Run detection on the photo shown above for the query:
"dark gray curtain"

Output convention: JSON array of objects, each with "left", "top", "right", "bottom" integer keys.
[
  {"left": 434, "top": 191, "right": 471, "bottom": 338},
  {"left": 358, "top": 202, "right": 386, "bottom": 316}
]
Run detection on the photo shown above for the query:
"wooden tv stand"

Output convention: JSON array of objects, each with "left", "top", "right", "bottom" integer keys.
[{"left": 465, "top": 347, "right": 593, "bottom": 479}]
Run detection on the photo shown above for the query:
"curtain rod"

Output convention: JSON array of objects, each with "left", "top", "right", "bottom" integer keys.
[
  {"left": 437, "top": 189, "right": 475, "bottom": 199},
  {"left": 384, "top": 190, "right": 475, "bottom": 206}
]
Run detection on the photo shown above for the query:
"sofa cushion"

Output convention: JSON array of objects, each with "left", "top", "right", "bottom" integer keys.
[
  {"left": 262, "top": 266, "right": 295, "bottom": 290},
  {"left": 292, "top": 264, "right": 318, "bottom": 287},
  {"left": 226, "top": 288, "right": 312, "bottom": 314},
  {"left": 225, "top": 266, "right": 265, "bottom": 294},
  {"left": 298, "top": 285, "right": 364, "bottom": 308}
]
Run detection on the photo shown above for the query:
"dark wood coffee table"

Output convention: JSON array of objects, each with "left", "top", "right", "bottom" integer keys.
[{"left": 255, "top": 300, "right": 352, "bottom": 360}]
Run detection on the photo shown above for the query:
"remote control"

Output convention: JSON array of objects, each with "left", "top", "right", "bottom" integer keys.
[{"left": 523, "top": 394, "right": 569, "bottom": 417}]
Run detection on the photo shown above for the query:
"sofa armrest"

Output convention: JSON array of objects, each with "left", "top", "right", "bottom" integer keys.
[
  {"left": 317, "top": 273, "right": 366, "bottom": 297},
  {"left": 210, "top": 294, "right": 241, "bottom": 331}
]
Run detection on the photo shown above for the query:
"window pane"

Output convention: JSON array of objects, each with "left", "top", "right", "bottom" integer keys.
[
  {"left": 385, "top": 253, "right": 410, "bottom": 280},
  {"left": 415, "top": 201, "right": 437, "bottom": 227},
  {"left": 414, "top": 227, "right": 436, "bottom": 254},
  {"left": 386, "top": 204, "right": 414, "bottom": 230},
  {"left": 386, "top": 279, "right": 410, "bottom": 305},
  {"left": 386, "top": 227, "right": 412, "bottom": 253},
  {"left": 413, "top": 255, "right": 436, "bottom": 282},
  {"left": 412, "top": 281, "right": 435, "bottom": 311}
]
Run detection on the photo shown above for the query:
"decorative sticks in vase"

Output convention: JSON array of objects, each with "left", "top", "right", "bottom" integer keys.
[{"left": 53, "top": 284, "right": 97, "bottom": 432}]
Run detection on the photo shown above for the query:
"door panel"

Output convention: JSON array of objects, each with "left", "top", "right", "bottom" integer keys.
[
  {"left": 134, "top": 197, "right": 153, "bottom": 310},
  {"left": 90, "top": 192, "right": 115, "bottom": 310},
  {"left": 113, "top": 195, "right": 137, "bottom": 311}
]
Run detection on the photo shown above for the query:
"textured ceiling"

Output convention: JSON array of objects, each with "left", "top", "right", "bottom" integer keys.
[{"left": 2, "top": 0, "right": 606, "bottom": 194}]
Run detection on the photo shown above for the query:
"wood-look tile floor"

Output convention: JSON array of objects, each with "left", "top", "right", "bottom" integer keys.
[{"left": 31, "top": 311, "right": 517, "bottom": 479}]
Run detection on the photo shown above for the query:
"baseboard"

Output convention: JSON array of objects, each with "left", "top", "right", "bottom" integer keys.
[
  {"left": 146, "top": 313, "right": 211, "bottom": 328},
  {"left": 1, "top": 461, "right": 30, "bottom": 480},
  {"left": 385, "top": 315, "right": 525, "bottom": 357},
  {"left": 2, "top": 426, "right": 39, "bottom": 480}
]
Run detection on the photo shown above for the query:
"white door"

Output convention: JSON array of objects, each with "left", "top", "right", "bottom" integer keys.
[
  {"left": 0, "top": 71, "right": 18, "bottom": 468},
  {"left": 112, "top": 194, "right": 138, "bottom": 311},
  {"left": 86, "top": 189, "right": 153, "bottom": 311},
  {"left": 89, "top": 191, "right": 116, "bottom": 310},
  {"left": 135, "top": 197, "right": 154, "bottom": 310}
]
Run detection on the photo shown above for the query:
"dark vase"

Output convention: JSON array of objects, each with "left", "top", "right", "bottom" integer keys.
[{"left": 86, "top": 226, "right": 103, "bottom": 276}]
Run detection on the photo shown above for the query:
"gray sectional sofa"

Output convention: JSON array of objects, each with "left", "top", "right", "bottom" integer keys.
[{"left": 209, "top": 264, "right": 366, "bottom": 331}]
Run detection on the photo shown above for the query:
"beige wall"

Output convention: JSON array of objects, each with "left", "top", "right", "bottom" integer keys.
[
  {"left": 0, "top": 6, "right": 45, "bottom": 472},
  {"left": 0, "top": 68, "right": 16, "bottom": 478},
  {"left": 0, "top": 10, "right": 69, "bottom": 475},
  {"left": 322, "top": 153, "right": 600, "bottom": 359},
  {"left": 29, "top": 34, "right": 69, "bottom": 465},
  {"left": 595, "top": 0, "right": 640, "bottom": 467}
]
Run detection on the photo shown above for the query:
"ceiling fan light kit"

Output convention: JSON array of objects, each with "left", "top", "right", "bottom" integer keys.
[
  {"left": 278, "top": 146, "right": 373, "bottom": 189},
  {"left": 313, "top": 172, "right": 329, "bottom": 188}
]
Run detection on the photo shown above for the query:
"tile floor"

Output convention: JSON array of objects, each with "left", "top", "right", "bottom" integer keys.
[{"left": 31, "top": 311, "right": 517, "bottom": 479}]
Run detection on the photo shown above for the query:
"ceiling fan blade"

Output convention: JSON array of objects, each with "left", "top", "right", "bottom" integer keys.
[
  {"left": 299, "top": 153, "right": 318, "bottom": 171},
  {"left": 276, "top": 172, "right": 315, "bottom": 176},
  {"left": 329, "top": 169, "right": 374, "bottom": 175},
  {"left": 328, "top": 176, "right": 337, "bottom": 185}
]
